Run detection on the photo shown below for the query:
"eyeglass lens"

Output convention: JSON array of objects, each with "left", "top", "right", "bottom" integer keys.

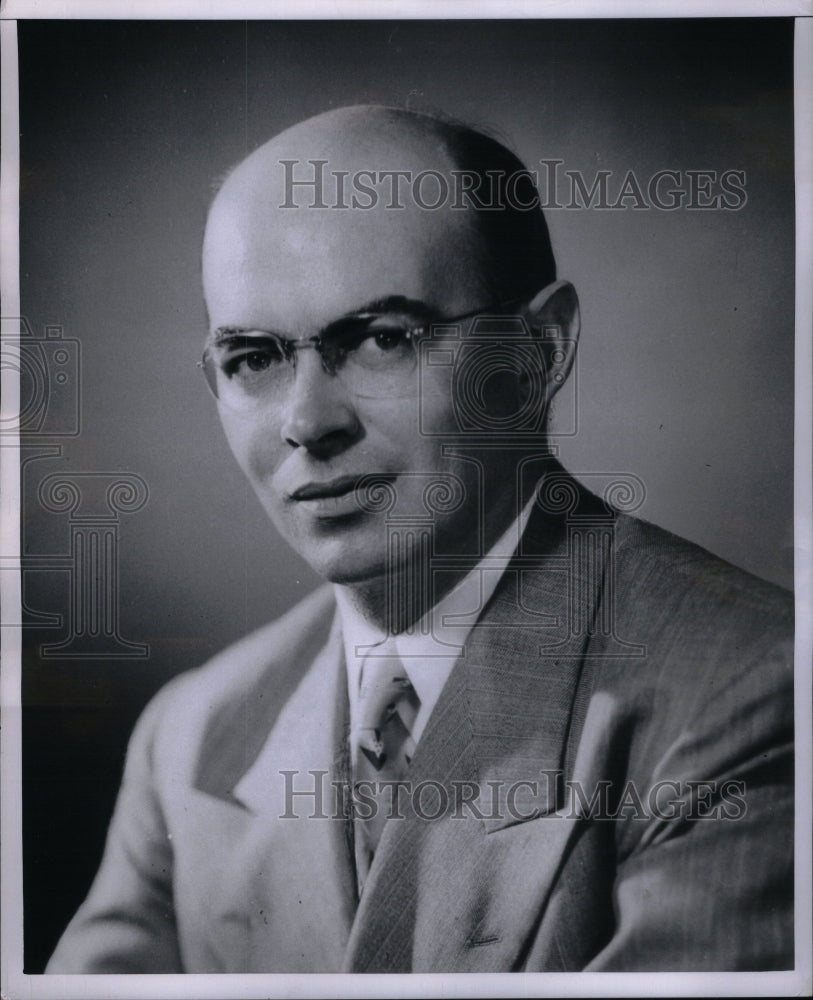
[{"left": 202, "top": 318, "right": 423, "bottom": 409}]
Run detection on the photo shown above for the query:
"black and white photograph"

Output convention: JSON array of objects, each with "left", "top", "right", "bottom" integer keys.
[{"left": 1, "top": 5, "right": 810, "bottom": 998}]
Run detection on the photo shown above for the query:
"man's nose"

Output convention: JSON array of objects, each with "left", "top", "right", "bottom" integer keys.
[{"left": 279, "top": 349, "right": 360, "bottom": 454}]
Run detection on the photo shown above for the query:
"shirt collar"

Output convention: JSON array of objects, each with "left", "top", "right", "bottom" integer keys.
[{"left": 336, "top": 494, "right": 536, "bottom": 741}]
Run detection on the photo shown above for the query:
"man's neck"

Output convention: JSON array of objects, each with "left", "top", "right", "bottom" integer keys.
[{"left": 335, "top": 481, "right": 536, "bottom": 634}]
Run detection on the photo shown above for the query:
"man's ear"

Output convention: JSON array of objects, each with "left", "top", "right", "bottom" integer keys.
[{"left": 523, "top": 279, "right": 580, "bottom": 403}]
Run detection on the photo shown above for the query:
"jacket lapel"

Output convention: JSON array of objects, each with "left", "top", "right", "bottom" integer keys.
[
  {"left": 345, "top": 479, "right": 611, "bottom": 971},
  {"left": 208, "top": 613, "right": 358, "bottom": 971}
]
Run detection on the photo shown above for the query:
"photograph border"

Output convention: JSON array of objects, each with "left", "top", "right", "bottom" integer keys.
[{"left": 1, "top": 3, "right": 810, "bottom": 998}]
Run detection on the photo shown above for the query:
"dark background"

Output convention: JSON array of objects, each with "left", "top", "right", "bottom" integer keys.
[{"left": 19, "top": 18, "right": 795, "bottom": 971}]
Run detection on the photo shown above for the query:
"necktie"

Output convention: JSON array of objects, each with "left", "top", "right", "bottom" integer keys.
[{"left": 351, "top": 641, "right": 420, "bottom": 893}]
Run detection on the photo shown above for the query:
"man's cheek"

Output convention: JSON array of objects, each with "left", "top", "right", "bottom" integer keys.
[
  {"left": 218, "top": 414, "right": 253, "bottom": 470},
  {"left": 223, "top": 426, "right": 282, "bottom": 489}
]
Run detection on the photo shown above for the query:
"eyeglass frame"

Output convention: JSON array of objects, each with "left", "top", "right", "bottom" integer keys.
[{"left": 197, "top": 291, "right": 537, "bottom": 404}]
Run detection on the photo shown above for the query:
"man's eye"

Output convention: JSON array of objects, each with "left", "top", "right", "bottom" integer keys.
[
  {"left": 347, "top": 325, "right": 415, "bottom": 367},
  {"left": 221, "top": 339, "right": 285, "bottom": 378},
  {"left": 370, "top": 327, "right": 411, "bottom": 351}
]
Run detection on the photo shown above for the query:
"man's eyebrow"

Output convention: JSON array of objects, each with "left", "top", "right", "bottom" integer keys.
[
  {"left": 209, "top": 296, "right": 440, "bottom": 346},
  {"left": 210, "top": 326, "right": 270, "bottom": 347},
  {"left": 348, "top": 295, "right": 438, "bottom": 320}
]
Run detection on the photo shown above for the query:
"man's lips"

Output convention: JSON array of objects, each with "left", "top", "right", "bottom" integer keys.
[
  {"left": 288, "top": 475, "right": 363, "bottom": 501},
  {"left": 286, "top": 474, "right": 400, "bottom": 512}
]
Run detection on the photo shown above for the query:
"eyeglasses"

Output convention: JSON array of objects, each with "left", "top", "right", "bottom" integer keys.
[{"left": 199, "top": 296, "right": 528, "bottom": 413}]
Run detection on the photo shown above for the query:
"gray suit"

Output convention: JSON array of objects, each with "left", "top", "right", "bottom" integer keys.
[{"left": 48, "top": 473, "right": 794, "bottom": 972}]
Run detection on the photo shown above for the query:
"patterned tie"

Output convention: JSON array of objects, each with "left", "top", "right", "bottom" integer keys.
[{"left": 351, "top": 641, "right": 420, "bottom": 893}]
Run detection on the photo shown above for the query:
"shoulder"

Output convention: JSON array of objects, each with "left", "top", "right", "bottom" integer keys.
[
  {"left": 614, "top": 513, "right": 792, "bottom": 621},
  {"left": 606, "top": 511, "right": 793, "bottom": 678},
  {"left": 580, "top": 513, "right": 793, "bottom": 793},
  {"left": 609, "top": 513, "right": 793, "bottom": 663},
  {"left": 126, "top": 584, "right": 338, "bottom": 784},
  {"left": 157, "top": 583, "right": 336, "bottom": 711}
]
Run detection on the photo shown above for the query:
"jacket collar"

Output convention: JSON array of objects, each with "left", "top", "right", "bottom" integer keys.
[
  {"left": 412, "top": 465, "right": 611, "bottom": 831},
  {"left": 230, "top": 610, "right": 349, "bottom": 814},
  {"left": 344, "top": 470, "right": 613, "bottom": 971}
]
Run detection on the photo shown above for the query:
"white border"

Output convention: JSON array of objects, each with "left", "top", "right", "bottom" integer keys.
[
  {"left": 22, "top": 970, "right": 813, "bottom": 999},
  {"left": 0, "top": 0, "right": 811, "bottom": 18},
  {"left": 1, "top": 5, "right": 811, "bottom": 1000},
  {"left": 793, "top": 13, "right": 813, "bottom": 996},
  {"left": 0, "top": 12, "right": 24, "bottom": 1000}
]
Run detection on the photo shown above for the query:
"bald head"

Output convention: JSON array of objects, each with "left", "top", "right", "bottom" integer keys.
[
  {"left": 200, "top": 105, "right": 577, "bottom": 588},
  {"left": 202, "top": 105, "right": 556, "bottom": 336}
]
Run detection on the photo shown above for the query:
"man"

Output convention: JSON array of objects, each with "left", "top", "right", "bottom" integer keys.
[{"left": 47, "top": 105, "right": 793, "bottom": 973}]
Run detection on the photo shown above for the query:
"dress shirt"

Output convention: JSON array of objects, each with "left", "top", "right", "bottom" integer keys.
[{"left": 335, "top": 495, "right": 536, "bottom": 747}]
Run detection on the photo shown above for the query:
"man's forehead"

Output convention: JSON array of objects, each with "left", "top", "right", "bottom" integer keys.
[
  {"left": 202, "top": 203, "right": 485, "bottom": 334},
  {"left": 202, "top": 108, "right": 491, "bottom": 328}
]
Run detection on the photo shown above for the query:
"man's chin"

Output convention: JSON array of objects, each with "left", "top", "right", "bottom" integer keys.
[
  {"left": 307, "top": 553, "right": 390, "bottom": 588},
  {"left": 289, "top": 531, "right": 390, "bottom": 587},
  {"left": 274, "top": 505, "right": 437, "bottom": 588}
]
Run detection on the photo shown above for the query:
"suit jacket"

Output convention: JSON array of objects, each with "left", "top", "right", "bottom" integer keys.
[{"left": 47, "top": 473, "right": 794, "bottom": 973}]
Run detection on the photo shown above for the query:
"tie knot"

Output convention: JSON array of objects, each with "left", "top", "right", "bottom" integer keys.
[
  {"left": 353, "top": 641, "right": 420, "bottom": 770},
  {"left": 358, "top": 644, "right": 414, "bottom": 730}
]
